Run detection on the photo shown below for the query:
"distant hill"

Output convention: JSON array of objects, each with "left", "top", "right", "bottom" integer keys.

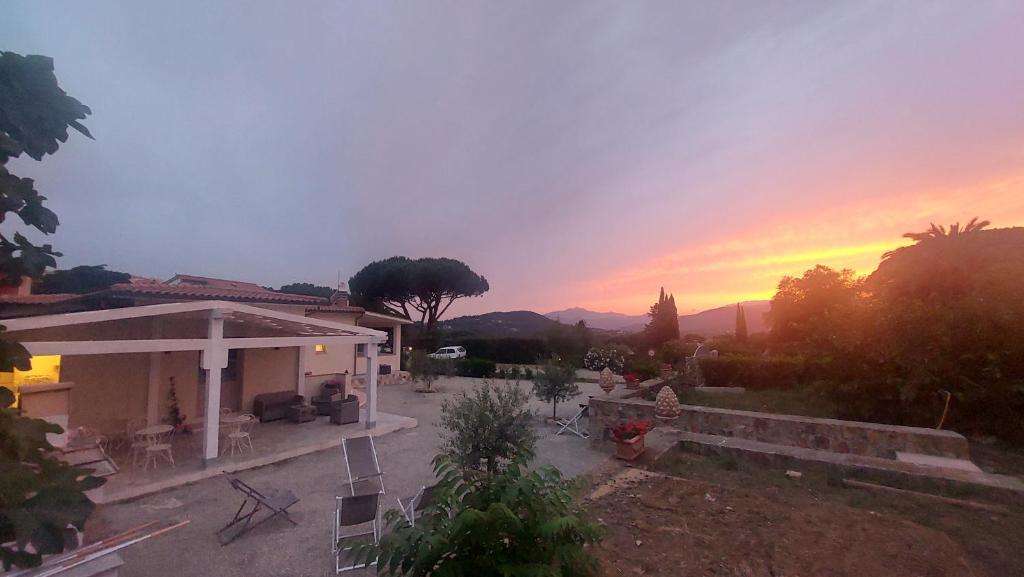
[
  {"left": 438, "top": 310, "right": 561, "bottom": 337},
  {"left": 544, "top": 307, "right": 646, "bottom": 331},
  {"left": 677, "top": 300, "right": 770, "bottom": 336},
  {"left": 547, "top": 300, "right": 771, "bottom": 336}
]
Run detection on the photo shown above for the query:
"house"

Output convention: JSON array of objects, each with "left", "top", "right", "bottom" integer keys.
[{"left": 0, "top": 274, "right": 411, "bottom": 460}]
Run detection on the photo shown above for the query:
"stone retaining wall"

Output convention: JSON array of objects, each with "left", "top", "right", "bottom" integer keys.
[{"left": 588, "top": 396, "right": 970, "bottom": 459}]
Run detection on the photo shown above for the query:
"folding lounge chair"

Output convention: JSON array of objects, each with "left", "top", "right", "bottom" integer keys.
[
  {"left": 396, "top": 484, "right": 437, "bottom": 526},
  {"left": 555, "top": 402, "right": 590, "bottom": 439},
  {"left": 333, "top": 492, "right": 381, "bottom": 573},
  {"left": 217, "top": 477, "right": 299, "bottom": 545},
  {"left": 342, "top": 436, "right": 385, "bottom": 496}
]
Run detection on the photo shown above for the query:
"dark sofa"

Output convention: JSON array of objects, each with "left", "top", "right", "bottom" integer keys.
[{"left": 252, "top": 391, "right": 305, "bottom": 422}]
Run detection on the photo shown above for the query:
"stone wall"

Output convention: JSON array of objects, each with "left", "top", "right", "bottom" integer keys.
[{"left": 588, "top": 396, "right": 970, "bottom": 459}]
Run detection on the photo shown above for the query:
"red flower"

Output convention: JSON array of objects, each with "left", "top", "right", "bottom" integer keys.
[
  {"left": 612, "top": 419, "right": 650, "bottom": 440},
  {"left": 623, "top": 373, "right": 639, "bottom": 383}
]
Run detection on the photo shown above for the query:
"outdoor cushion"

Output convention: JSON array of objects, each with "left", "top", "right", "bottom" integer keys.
[{"left": 253, "top": 392, "right": 304, "bottom": 422}]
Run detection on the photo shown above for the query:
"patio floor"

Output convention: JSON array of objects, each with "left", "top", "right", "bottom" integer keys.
[
  {"left": 89, "top": 377, "right": 609, "bottom": 577},
  {"left": 91, "top": 411, "right": 417, "bottom": 504}
]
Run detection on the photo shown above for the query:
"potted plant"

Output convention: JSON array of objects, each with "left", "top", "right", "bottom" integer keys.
[
  {"left": 623, "top": 373, "right": 640, "bottom": 390},
  {"left": 611, "top": 419, "right": 650, "bottom": 460}
]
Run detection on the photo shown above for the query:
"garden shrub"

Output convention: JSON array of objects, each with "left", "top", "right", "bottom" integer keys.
[
  {"left": 625, "top": 357, "right": 659, "bottom": 381},
  {"left": 359, "top": 455, "right": 601, "bottom": 576},
  {"left": 454, "top": 357, "right": 496, "bottom": 378},
  {"left": 583, "top": 345, "right": 627, "bottom": 373}
]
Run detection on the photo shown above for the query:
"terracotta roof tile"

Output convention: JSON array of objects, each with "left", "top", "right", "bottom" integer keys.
[
  {"left": 107, "top": 283, "right": 328, "bottom": 305},
  {"left": 305, "top": 305, "right": 366, "bottom": 314},
  {"left": 0, "top": 293, "right": 81, "bottom": 305}
]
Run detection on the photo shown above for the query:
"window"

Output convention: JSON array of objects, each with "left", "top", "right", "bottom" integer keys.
[
  {"left": 380, "top": 327, "right": 395, "bottom": 354},
  {"left": 314, "top": 344, "right": 327, "bottom": 354},
  {"left": 357, "top": 344, "right": 366, "bottom": 357}
]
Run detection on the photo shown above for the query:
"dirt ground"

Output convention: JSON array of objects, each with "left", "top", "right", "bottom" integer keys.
[{"left": 587, "top": 455, "right": 1024, "bottom": 577}]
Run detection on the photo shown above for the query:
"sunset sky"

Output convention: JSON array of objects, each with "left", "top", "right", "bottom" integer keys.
[{"left": 3, "top": 1, "right": 1023, "bottom": 316}]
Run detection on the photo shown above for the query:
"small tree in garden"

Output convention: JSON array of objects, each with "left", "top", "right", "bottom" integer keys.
[
  {"left": 439, "top": 381, "right": 535, "bottom": 473},
  {"left": 407, "top": 350, "right": 440, "bottom": 392},
  {"left": 356, "top": 454, "right": 601, "bottom": 576},
  {"left": 533, "top": 361, "right": 580, "bottom": 420}
]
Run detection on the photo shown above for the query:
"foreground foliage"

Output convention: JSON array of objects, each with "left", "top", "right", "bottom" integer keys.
[
  {"left": 439, "top": 381, "right": 536, "bottom": 473},
  {"left": 1, "top": 52, "right": 101, "bottom": 569},
  {"left": 0, "top": 387, "right": 104, "bottom": 569},
  {"left": 363, "top": 455, "right": 601, "bottom": 577}
]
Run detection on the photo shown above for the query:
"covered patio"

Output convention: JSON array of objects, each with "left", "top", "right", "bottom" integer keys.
[{"left": 3, "top": 300, "right": 400, "bottom": 468}]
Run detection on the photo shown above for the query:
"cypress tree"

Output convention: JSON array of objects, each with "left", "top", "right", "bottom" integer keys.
[{"left": 735, "top": 303, "right": 748, "bottom": 342}]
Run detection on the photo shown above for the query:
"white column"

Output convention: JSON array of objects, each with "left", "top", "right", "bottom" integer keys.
[
  {"left": 202, "top": 310, "right": 228, "bottom": 462},
  {"left": 296, "top": 346, "right": 308, "bottom": 398},
  {"left": 146, "top": 319, "right": 163, "bottom": 425},
  {"left": 365, "top": 342, "right": 378, "bottom": 429}
]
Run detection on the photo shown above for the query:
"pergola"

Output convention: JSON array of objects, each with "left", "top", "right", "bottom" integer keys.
[{"left": 2, "top": 300, "right": 386, "bottom": 461}]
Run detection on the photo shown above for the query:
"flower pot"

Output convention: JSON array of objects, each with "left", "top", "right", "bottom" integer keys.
[
  {"left": 624, "top": 380, "right": 641, "bottom": 390},
  {"left": 614, "top": 434, "right": 646, "bottom": 460}
]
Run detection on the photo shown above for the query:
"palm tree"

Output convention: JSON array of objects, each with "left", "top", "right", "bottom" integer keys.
[
  {"left": 874, "top": 218, "right": 992, "bottom": 298},
  {"left": 883, "top": 217, "right": 990, "bottom": 260}
]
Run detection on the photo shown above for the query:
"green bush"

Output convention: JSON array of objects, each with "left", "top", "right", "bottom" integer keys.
[
  {"left": 625, "top": 357, "right": 659, "bottom": 380},
  {"left": 455, "top": 357, "right": 496, "bottom": 378},
  {"left": 359, "top": 455, "right": 601, "bottom": 576}
]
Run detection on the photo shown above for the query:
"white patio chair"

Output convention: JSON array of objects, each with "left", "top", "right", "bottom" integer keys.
[
  {"left": 226, "top": 414, "right": 256, "bottom": 456},
  {"left": 142, "top": 428, "right": 176, "bottom": 471},
  {"left": 130, "top": 429, "right": 151, "bottom": 469}
]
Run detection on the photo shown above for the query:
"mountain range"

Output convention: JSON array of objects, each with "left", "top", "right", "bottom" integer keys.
[
  {"left": 438, "top": 300, "right": 771, "bottom": 338},
  {"left": 546, "top": 301, "right": 771, "bottom": 335}
]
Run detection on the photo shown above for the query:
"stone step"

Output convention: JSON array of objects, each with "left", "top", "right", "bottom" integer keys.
[{"left": 659, "top": 430, "right": 1024, "bottom": 502}]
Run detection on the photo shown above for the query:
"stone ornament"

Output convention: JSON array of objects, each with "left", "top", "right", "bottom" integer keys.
[
  {"left": 654, "top": 385, "right": 681, "bottom": 420},
  {"left": 599, "top": 367, "right": 616, "bottom": 394}
]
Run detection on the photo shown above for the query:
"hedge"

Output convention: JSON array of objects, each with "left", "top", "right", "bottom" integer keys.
[
  {"left": 697, "top": 356, "right": 836, "bottom": 390},
  {"left": 440, "top": 337, "right": 549, "bottom": 365},
  {"left": 455, "top": 357, "right": 497, "bottom": 378}
]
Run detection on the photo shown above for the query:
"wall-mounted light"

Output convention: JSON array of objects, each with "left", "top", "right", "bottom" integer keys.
[{"left": 315, "top": 344, "right": 327, "bottom": 354}]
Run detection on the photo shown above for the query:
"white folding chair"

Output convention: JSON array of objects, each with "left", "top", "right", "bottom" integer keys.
[
  {"left": 556, "top": 402, "right": 590, "bottom": 439},
  {"left": 396, "top": 484, "right": 436, "bottom": 526}
]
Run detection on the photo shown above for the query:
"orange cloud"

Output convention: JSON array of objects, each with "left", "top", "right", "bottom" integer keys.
[{"left": 570, "top": 174, "right": 1024, "bottom": 314}]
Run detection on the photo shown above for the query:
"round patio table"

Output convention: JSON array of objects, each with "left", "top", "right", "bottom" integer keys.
[
  {"left": 220, "top": 413, "right": 252, "bottom": 435},
  {"left": 136, "top": 424, "right": 173, "bottom": 440}
]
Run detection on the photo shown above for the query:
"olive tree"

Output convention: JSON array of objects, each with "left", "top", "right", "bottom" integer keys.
[
  {"left": 438, "top": 381, "right": 535, "bottom": 474},
  {"left": 532, "top": 361, "right": 580, "bottom": 420}
]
